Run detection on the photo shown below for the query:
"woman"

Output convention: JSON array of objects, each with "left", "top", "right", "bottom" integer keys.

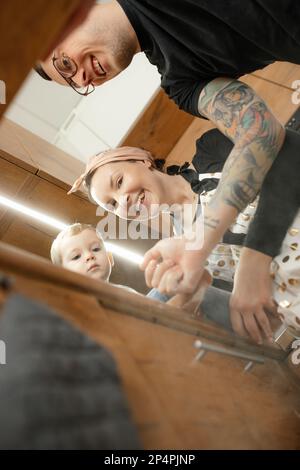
[{"left": 68, "top": 130, "right": 300, "bottom": 342}]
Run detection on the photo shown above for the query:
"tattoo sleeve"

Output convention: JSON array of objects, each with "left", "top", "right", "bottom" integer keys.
[{"left": 198, "top": 78, "right": 285, "bottom": 214}]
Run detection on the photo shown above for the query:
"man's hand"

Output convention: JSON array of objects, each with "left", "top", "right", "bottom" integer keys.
[
  {"left": 230, "top": 247, "right": 277, "bottom": 344},
  {"left": 140, "top": 237, "right": 206, "bottom": 296}
]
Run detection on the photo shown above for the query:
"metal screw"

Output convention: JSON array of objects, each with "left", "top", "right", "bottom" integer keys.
[
  {"left": 243, "top": 361, "right": 254, "bottom": 373},
  {"left": 194, "top": 349, "right": 206, "bottom": 362}
]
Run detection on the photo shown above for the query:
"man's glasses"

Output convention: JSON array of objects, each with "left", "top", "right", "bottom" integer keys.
[{"left": 52, "top": 53, "right": 95, "bottom": 96}]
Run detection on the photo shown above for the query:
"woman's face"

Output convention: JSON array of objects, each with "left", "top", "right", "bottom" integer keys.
[{"left": 90, "top": 161, "right": 165, "bottom": 220}]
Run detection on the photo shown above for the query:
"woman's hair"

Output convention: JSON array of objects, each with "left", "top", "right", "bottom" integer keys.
[
  {"left": 85, "top": 157, "right": 166, "bottom": 204},
  {"left": 50, "top": 223, "right": 103, "bottom": 265}
]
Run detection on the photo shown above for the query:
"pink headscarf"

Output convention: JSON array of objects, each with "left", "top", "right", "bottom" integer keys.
[{"left": 68, "top": 146, "right": 154, "bottom": 195}]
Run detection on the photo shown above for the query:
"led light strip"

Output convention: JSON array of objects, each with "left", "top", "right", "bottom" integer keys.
[{"left": 0, "top": 195, "right": 143, "bottom": 265}]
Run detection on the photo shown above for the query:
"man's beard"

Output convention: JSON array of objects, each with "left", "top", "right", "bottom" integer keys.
[{"left": 111, "top": 31, "right": 136, "bottom": 70}]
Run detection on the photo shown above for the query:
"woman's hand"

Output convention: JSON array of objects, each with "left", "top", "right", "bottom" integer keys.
[
  {"left": 230, "top": 247, "right": 277, "bottom": 344},
  {"left": 140, "top": 236, "right": 207, "bottom": 296}
]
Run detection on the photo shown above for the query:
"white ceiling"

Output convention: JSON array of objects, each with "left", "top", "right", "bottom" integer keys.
[{"left": 5, "top": 52, "right": 160, "bottom": 162}]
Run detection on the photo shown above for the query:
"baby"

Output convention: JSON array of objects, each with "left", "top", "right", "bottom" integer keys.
[
  {"left": 51, "top": 223, "right": 113, "bottom": 282},
  {"left": 51, "top": 223, "right": 212, "bottom": 315}
]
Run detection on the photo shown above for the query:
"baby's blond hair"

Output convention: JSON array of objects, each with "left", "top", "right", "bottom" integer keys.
[{"left": 51, "top": 223, "right": 103, "bottom": 265}]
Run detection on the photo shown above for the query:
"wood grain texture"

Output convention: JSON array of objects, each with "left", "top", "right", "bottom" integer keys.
[
  {"left": 253, "top": 62, "right": 300, "bottom": 90},
  {"left": 110, "top": 310, "right": 300, "bottom": 449},
  {"left": 0, "top": 118, "right": 85, "bottom": 189},
  {"left": 0, "top": 241, "right": 285, "bottom": 360},
  {"left": 122, "top": 89, "right": 194, "bottom": 158},
  {"left": 0, "top": 155, "right": 98, "bottom": 255},
  {"left": 0, "top": 248, "right": 298, "bottom": 449}
]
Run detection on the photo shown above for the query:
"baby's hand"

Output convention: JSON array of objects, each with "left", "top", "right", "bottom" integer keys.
[{"left": 141, "top": 236, "right": 206, "bottom": 296}]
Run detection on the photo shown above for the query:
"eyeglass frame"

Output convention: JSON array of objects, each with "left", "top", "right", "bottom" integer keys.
[{"left": 52, "top": 53, "right": 95, "bottom": 96}]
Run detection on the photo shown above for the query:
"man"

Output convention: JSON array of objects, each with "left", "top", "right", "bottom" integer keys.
[{"left": 36, "top": 0, "right": 300, "bottom": 341}]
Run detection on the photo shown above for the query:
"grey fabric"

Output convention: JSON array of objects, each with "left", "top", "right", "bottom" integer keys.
[
  {"left": 200, "top": 286, "right": 233, "bottom": 331},
  {"left": 148, "top": 286, "right": 233, "bottom": 332},
  {"left": 0, "top": 294, "right": 140, "bottom": 450}
]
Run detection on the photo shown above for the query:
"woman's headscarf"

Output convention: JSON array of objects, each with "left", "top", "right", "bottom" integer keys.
[{"left": 68, "top": 146, "right": 154, "bottom": 195}]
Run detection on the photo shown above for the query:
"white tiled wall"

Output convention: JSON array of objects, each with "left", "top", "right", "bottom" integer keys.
[{"left": 6, "top": 52, "right": 160, "bottom": 163}]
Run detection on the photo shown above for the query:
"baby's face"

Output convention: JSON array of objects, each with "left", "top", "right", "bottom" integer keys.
[{"left": 60, "top": 229, "right": 112, "bottom": 281}]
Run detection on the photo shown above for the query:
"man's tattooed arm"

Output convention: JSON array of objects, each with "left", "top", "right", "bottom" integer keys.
[
  {"left": 195, "top": 78, "right": 285, "bottom": 259},
  {"left": 199, "top": 78, "right": 285, "bottom": 213}
]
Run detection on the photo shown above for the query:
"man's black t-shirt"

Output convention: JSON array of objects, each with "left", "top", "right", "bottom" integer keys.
[{"left": 117, "top": 0, "right": 300, "bottom": 116}]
